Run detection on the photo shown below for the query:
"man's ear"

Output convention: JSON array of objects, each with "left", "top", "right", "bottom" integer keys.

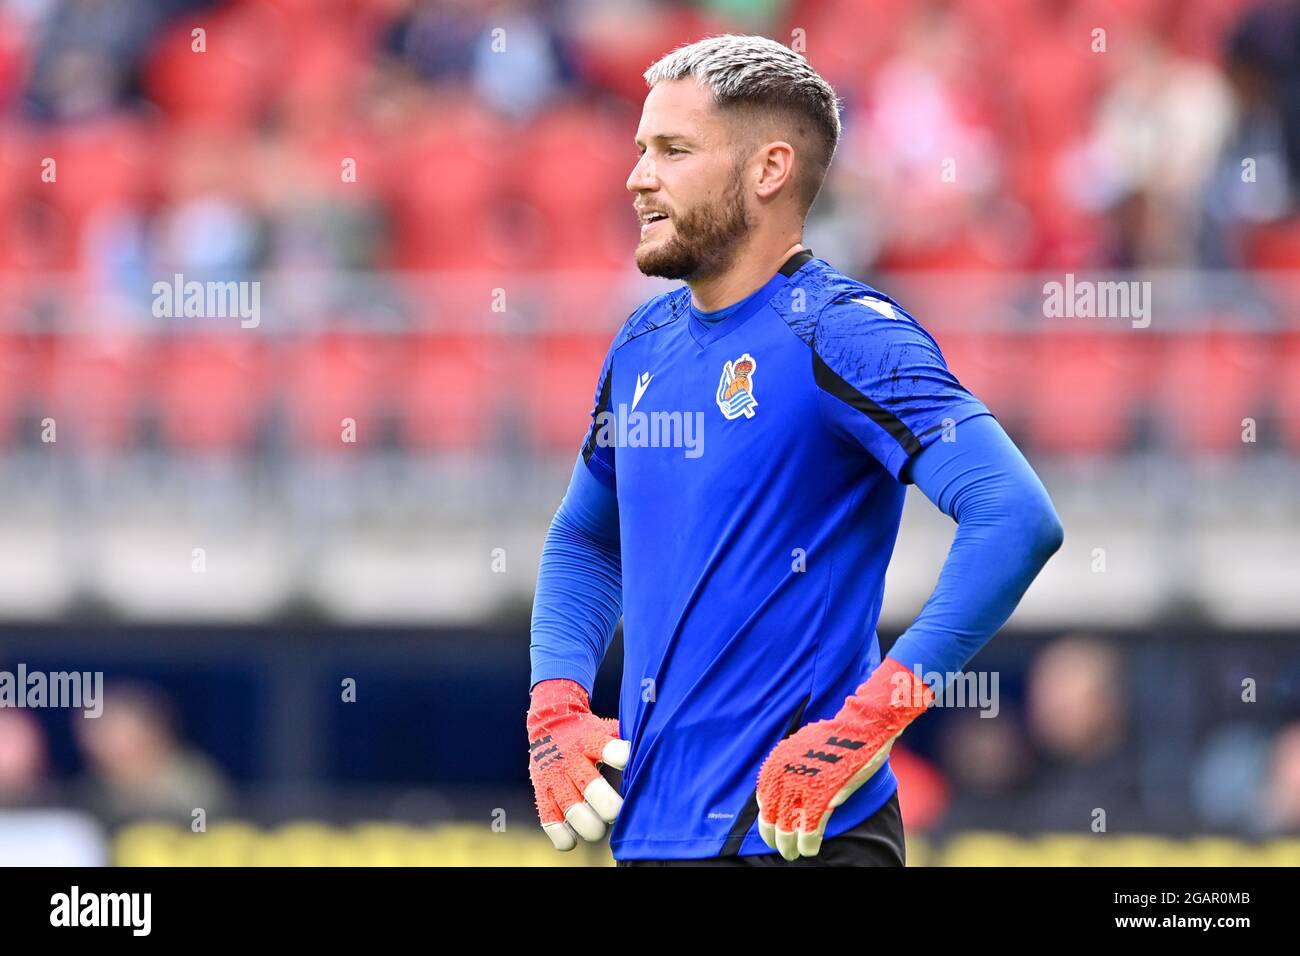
[{"left": 754, "top": 140, "right": 796, "bottom": 201}]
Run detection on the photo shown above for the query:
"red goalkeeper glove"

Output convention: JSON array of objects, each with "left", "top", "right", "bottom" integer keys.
[
  {"left": 756, "top": 657, "right": 934, "bottom": 860},
  {"left": 527, "top": 678, "right": 629, "bottom": 851}
]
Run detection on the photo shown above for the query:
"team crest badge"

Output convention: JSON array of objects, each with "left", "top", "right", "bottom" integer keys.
[{"left": 716, "top": 353, "right": 758, "bottom": 420}]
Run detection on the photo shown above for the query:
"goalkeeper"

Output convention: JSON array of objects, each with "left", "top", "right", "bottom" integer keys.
[{"left": 528, "top": 35, "right": 1063, "bottom": 866}]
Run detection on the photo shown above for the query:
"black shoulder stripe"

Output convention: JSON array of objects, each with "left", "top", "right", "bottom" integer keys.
[
  {"left": 779, "top": 248, "right": 816, "bottom": 277},
  {"left": 812, "top": 350, "right": 921, "bottom": 456},
  {"left": 581, "top": 366, "right": 613, "bottom": 465}
]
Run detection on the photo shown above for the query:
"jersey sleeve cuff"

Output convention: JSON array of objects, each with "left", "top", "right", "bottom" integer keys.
[
  {"left": 529, "top": 661, "right": 597, "bottom": 695},
  {"left": 896, "top": 405, "right": 994, "bottom": 484}
]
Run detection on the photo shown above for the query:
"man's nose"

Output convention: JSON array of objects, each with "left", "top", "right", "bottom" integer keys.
[{"left": 626, "top": 155, "right": 656, "bottom": 193}]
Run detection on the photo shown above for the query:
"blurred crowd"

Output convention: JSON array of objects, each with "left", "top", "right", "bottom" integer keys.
[
  {"left": 2, "top": 636, "right": 1298, "bottom": 842},
  {"left": 893, "top": 635, "right": 1300, "bottom": 839},
  {"left": 0, "top": 0, "right": 1297, "bottom": 285},
  {"left": 0, "top": 681, "right": 231, "bottom": 826},
  {"left": 0, "top": 0, "right": 1296, "bottom": 462}
]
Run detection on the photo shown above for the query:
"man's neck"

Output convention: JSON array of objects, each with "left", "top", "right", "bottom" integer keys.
[{"left": 688, "top": 237, "right": 805, "bottom": 313}]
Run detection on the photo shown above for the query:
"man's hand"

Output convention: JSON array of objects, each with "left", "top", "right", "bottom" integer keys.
[
  {"left": 755, "top": 658, "right": 934, "bottom": 860},
  {"left": 527, "top": 678, "right": 629, "bottom": 851}
]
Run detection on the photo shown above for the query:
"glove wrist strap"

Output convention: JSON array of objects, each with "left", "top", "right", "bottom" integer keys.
[{"left": 842, "top": 657, "right": 934, "bottom": 728}]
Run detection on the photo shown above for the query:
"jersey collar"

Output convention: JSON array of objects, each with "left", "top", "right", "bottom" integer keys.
[{"left": 687, "top": 248, "right": 817, "bottom": 348}]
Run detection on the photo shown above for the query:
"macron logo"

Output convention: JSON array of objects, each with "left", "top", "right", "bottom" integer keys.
[
  {"left": 632, "top": 372, "right": 653, "bottom": 412},
  {"left": 852, "top": 296, "right": 897, "bottom": 320}
]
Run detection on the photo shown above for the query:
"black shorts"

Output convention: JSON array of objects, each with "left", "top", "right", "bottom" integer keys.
[{"left": 615, "top": 789, "right": 906, "bottom": 867}]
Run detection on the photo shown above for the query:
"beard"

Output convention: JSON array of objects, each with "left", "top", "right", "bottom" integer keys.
[{"left": 634, "top": 175, "right": 754, "bottom": 281}]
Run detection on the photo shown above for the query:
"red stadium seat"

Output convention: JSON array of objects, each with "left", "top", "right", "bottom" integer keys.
[
  {"left": 143, "top": 3, "right": 288, "bottom": 128},
  {"left": 282, "top": 333, "right": 397, "bottom": 452},
  {"left": 781, "top": 0, "right": 910, "bottom": 93},
  {"left": 1026, "top": 331, "right": 1151, "bottom": 454},
  {"left": 0, "top": 8, "right": 25, "bottom": 113},
  {"left": 528, "top": 333, "right": 611, "bottom": 451},
  {"left": 392, "top": 103, "right": 512, "bottom": 270},
  {"left": 39, "top": 121, "right": 155, "bottom": 216},
  {"left": 0, "top": 130, "right": 22, "bottom": 270},
  {"left": 277, "top": 23, "right": 369, "bottom": 127},
  {"left": 1243, "top": 221, "right": 1300, "bottom": 269},
  {"left": 1277, "top": 330, "right": 1300, "bottom": 451},
  {"left": 5, "top": 121, "right": 156, "bottom": 269},
  {"left": 931, "top": 329, "right": 1031, "bottom": 428},
  {"left": 400, "top": 333, "right": 497, "bottom": 451},
  {"left": 568, "top": 4, "right": 729, "bottom": 103},
  {"left": 47, "top": 335, "right": 149, "bottom": 452},
  {"left": 1157, "top": 329, "right": 1276, "bottom": 454},
  {"left": 514, "top": 108, "right": 637, "bottom": 269},
  {"left": 1007, "top": 31, "right": 1098, "bottom": 153},
  {"left": 154, "top": 335, "right": 268, "bottom": 453},
  {"left": 0, "top": 333, "right": 38, "bottom": 444}
]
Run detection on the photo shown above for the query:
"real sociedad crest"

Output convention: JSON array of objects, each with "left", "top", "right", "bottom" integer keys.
[{"left": 716, "top": 352, "right": 758, "bottom": 420}]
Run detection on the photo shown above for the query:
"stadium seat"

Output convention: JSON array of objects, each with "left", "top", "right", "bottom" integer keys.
[
  {"left": 154, "top": 335, "right": 268, "bottom": 454},
  {"left": 282, "top": 332, "right": 397, "bottom": 453},
  {"left": 38, "top": 121, "right": 155, "bottom": 216},
  {"left": 277, "top": 20, "right": 370, "bottom": 129},
  {"left": 568, "top": 4, "right": 729, "bottom": 103},
  {"left": 399, "top": 333, "right": 497, "bottom": 452},
  {"left": 1026, "top": 331, "right": 1150, "bottom": 454},
  {"left": 514, "top": 108, "right": 636, "bottom": 269},
  {"left": 47, "top": 334, "right": 150, "bottom": 452},
  {"left": 0, "top": 333, "right": 37, "bottom": 445},
  {"left": 8, "top": 121, "right": 156, "bottom": 269},
  {"left": 143, "top": 4, "right": 285, "bottom": 128},
  {"left": 0, "top": 129, "right": 22, "bottom": 270},
  {"left": 783, "top": 0, "right": 909, "bottom": 94},
  {"left": 1278, "top": 330, "right": 1300, "bottom": 451},
  {"left": 0, "top": 8, "right": 23, "bottom": 113},
  {"left": 528, "top": 333, "right": 611, "bottom": 451},
  {"left": 1157, "top": 328, "right": 1276, "bottom": 453},
  {"left": 1243, "top": 220, "right": 1300, "bottom": 269},
  {"left": 393, "top": 102, "right": 511, "bottom": 269},
  {"left": 932, "top": 329, "right": 1031, "bottom": 430}
]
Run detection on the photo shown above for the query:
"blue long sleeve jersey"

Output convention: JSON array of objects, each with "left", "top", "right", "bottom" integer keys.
[{"left": 530, "top": 250, "right": 1063, "bottom": 859}]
